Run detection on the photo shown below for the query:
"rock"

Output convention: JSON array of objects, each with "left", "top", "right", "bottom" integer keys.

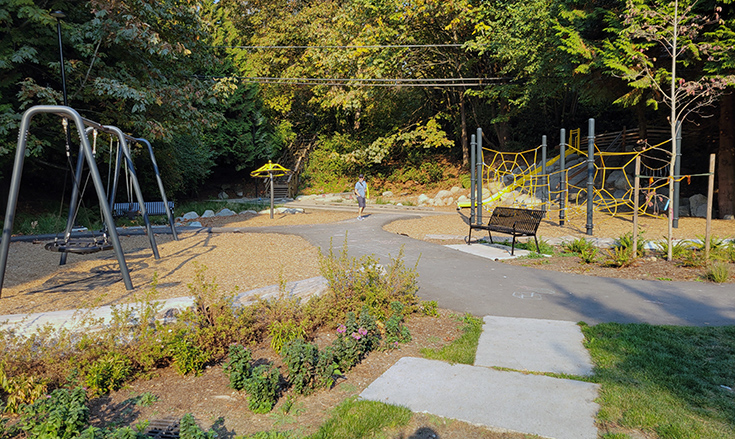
[
  {"left": 434, "top": 198, "right": 444, "bottom": 207},
  {"left": 236, "top": 191, "right": 244, "bottom": 197},
  {"left": 515, "top": 193, "right": 529, "bottom": 203},
  {"left": 457, "top": 195, "right": 469, "bottom": 203},
  {"left": 188, "top": 221, "right": 203, "bottom": 227},
  {"left": 201, "top": 210, "right": 215, "bottom": 218},
  {"left": 679, "top": 205, "right": 690, "bottom": 217},
  {"left": 396, "top": 203, "right": 403, "bottom": 206},
  {"left": 488, "top": 181, "right": 503, "bottom": 194},
  {"left": 239, "top": 210, "right": 258, "bottom": 215},
  {"left": 446, "top": 197, "right": 454, "bottom": 205},
  {"left": 182, "top": 211, "right": 199, "bottom": 220},
  {"left": 382, "top": 191, "right": 394, "bottom": 197},
  {"left": 606, "top": 170, "right": 626, "bottom": 188},
  {"left": 613, "top": 189, "right": 627, "bottom": 199},
  {"left": 216, "top": 208, "right": 236, "bottom": 217},
  {"left": 417, "top": 194, "right": 430, "bottom": 205},
  {"left": 614, "top": 174, "right": 631, "bottom": 190},
  {"left": 724, "top": 214, "right": 735, "bottom": 220},
  {"left": 436, "top": 190, "right": 452, "bottom": 200},
  {"left": 482, "top": 187, "right": 492, "bottom": 199},
  {"left": 217, "top": 191, "right": 229, "bottom": 200},
  {"left": 451, "top": 186, "right": 462, "bottom": 194},
  {"left": 689, "top": 194, "right": 707, "bottom": 217}
]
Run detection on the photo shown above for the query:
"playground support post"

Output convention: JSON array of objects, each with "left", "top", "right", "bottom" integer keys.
[
  {"left": 633, "top": 156, "right": 641, "bottom": 258},
  {"left": 673, "top": 122, "right": 682, "bottom": 228},
  {"left": 541, "top": 135, "right": 547, "bottom": 216},
  {"left": 586, "top": 119, "right": 595, "bottom": 236},
  {"left": 0, "top": 106, "right": 134, "bottom": 297},
  {"left": 470, "top": 134, "right": 476, "bottom": 224},
  {"left": 476, "top": 128, "right": 483, "bottom": 225},
  {"left": 269, "top": 170, "right": 275, "bottom": 219},
  {"left": 560, "top": 129, "right": 566, "bottom": 226},
  {"left": 705, "top": 153, "right": 715, "bottom": 260}
]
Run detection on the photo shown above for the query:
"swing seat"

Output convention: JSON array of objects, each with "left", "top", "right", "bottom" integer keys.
[{"left": 44, "top": 239, "right": 113, "bottom": 255}]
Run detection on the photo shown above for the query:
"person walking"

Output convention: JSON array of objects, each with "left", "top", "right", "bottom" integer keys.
[{"left": 354, "top": 174, "right": 368, "bottom": 220}]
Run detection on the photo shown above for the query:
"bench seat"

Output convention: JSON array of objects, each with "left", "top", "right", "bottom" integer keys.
[{"left": 468, "top": 206, "right": 544, "bottom": 255}]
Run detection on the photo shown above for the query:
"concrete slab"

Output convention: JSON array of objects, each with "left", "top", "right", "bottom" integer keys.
[
  {"left": 475, "top": 316, "right": 594, "bottom": 376},
  {"left": 360, "top": 357, "right": 600, "bottom": 439},
  {"left": 445, "top": 243, "right": 531, "bottom": 260}
]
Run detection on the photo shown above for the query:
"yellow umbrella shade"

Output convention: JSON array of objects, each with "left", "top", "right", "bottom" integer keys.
[{"left": 250, "top": 160, "right": 291, "bottom": 178}]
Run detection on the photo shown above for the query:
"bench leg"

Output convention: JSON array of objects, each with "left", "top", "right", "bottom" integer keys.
[
  {"left": 467, "top": 227, "right": 472, "bottom": 245},
  {"left": 534, "top": 235, "right": 540, "bottom": 253},
  {"left": 510, "top": 236, "right": 516, "bottom": 256},
  {"left": 488, "top": 231, "right": 494, "bottom": 245}
]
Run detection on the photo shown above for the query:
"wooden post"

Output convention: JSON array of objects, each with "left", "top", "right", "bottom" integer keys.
[
  {"left": 705, "top": 153, "right": 715, "bottom": 260},
  {"left": 633, "top": 155, "right": 641, "bottom": 259}
]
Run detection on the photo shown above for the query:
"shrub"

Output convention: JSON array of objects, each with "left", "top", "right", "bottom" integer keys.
[
  {"left": 606, "top": 246, "right": 635, "bottom": 268},
  {"left": 169, "top": 334, "right": 211, "bottom": 376},
  {"left": 0, "top": 364, "right": 48, "bottom": 414},
  {"left": 680, "top": 249, "right": 706, "bottom": 268},
  {"left": 704, "top": 262, "right": 730, "bottom": 283},
  {"left": 244, "top": 364, "right": 280, "bottom": 414},
  {"left": 421, "top": 300, "right": 439, "bottom": 317},
  {"left": 579, "top": 247, "right": 598, "bottom": 264},
  {"left": 563, "top": 238, "right": 595, "bottom": 255},
  {"left": 614, "top": 231, "right": 647, "bottom": 254},
  {"left": 281, "top": 339, "right": 338, "bottom": 395},
  {"left": 223, "top": 344, "right": 253, "bottom": 391},
  {"left": 20, "top": 387, "right": 89, "bottom": 439},
  {"left": 384, "top": 301, "right": 411, "bottom": 347},
  {"left": 655, "top": 238, "right": 691, "bottom": 259},
  {"left": 318, "top": 237, "right": 419, "bottom": 325},
  {"left": 332, "top": 308, "right": 381, "bottom": 371},
  {"left": 179, "top": 413, "right": 216, "bottom": 439},
  {"left": 83, "top": 353, "right": 132, "bottom": 396},
  {"left": 269, "top": 319, "right": 307, "bottom": 354}
]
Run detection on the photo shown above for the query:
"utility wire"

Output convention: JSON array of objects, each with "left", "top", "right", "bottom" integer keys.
[
  {"left": 194, "top": 74, "right": 508, "bottom": 87},
  {"left": 214, "top": 44, "right": 475, "bottom": 49}
]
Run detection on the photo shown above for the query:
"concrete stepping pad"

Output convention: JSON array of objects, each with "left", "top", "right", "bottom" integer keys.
[{"left": 360, "top": 356, "right": 600, "bottom": 439}]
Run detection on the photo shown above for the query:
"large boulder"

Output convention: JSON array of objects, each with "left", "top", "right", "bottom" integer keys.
[
  {"left": 382, "top": 191, "right": 394, "bottom": 198},
  {"left": 182, "top": 211, "right": 199, "bottom": 220},
  {"left": 450, "top": 186, "right": 463, "bottom": 195},
  {"left": 216, "top": 208, "right": 236, "bottom": 217},
  {"left": 417, "top": 194, "right": 430, "bottom": 205},
  {"left": 201, "top": 210, "right": 215, "bottom": 218},
  {"left": 435, "top": 190, "right": 452, "bottom": 200},
  {"left": 614, "top": 174, "right": 631, "bottom": 190},
  {"left": 605, "top": 170, "right": 626, "bottom": 189},
  {"left": 689, "top": 194, "right": 708, "bottom": 218}
]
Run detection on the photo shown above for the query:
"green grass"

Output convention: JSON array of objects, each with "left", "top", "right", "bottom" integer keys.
[
  {"left": 492, "top": 237, "right": 554, "bottom": 256},
  {"left": 308, "top": 398, "right": 412, "bottom": 439},
  {"left": 582, "top": 323, "right": 735, "bottom": 438},
  {"left": 420, "top": 314, "right": 483, "bottom": 365}
]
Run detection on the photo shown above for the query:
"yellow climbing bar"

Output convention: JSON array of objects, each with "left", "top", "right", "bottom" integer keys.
[{"left": 250, "top": 160, "right": 291, "bottom": 178}]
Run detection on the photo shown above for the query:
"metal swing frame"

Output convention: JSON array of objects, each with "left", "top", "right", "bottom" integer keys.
[{"left": 0, "top": 105, "right": 176, "bottom": 297}]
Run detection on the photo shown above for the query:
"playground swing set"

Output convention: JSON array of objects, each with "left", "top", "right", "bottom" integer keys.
[{"left": 0, "top": 105, "right": 178, "bottom": 298}]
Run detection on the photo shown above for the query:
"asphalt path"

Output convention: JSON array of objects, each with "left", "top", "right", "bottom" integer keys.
[{"left": 218, "top": 212, "right": 734, "bottom": 326}]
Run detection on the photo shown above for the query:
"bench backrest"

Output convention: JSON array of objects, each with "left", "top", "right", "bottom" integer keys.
[
  {"left": 487, "top": 206, "right": 544, "bottom": 234},
  {"left": 113, "top": 201, "right": 175, "bottom": 217}
]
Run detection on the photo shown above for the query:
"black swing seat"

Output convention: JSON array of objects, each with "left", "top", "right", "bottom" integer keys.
[{"left": 44, "top": 239, "right": 113, "bottom": 255}]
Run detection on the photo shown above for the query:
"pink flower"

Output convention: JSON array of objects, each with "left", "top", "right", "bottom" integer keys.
[
  {"left": 337, "top": 325, "right": 346, "bottom": 334},
  {"left": 358, "top": 328, "right": 368, "bottom": 336},
  {"left": 351, "top": 332, "right": 362, "bottom": 340}
]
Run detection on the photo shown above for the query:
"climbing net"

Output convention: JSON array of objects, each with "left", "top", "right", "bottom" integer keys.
[{"left": 475, "top": 129, "right": 681, "bottom": 228}]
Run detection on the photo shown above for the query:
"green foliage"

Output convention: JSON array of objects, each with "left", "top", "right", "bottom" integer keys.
[
  {"left": 310, "top": 397, "right": 412, "bottom": 439},
  {"left": 421, "top": 314, "right": 483, "bottom": 365},
  {"left": 280, "top": 339, "right": 338, "bottom": 396},
  {"left": 318, "top": 236, "right": 419, "bottom": 326},
  {"left": 614, "top": 231, "right": 647, "bottom": 255},
  {"left": 300, "top": 134, "right": 357, "bottom": 194},
  {"left": 0, "top": 364, "right": 48, "bottom": 414},
  {"left": 244, "top": 364, "right": 281, "bottom": 414},
  {"left": 169, "top": 334, "right": 211, "bottom": 376},
  {"left": 19, "top": 387, "right": 89, "bottom": 439},
  {"left": 179, "top": 413, "right": 216, "bottom": 439},
  {"left": 135, "top": 392, "right": 158, "bottom": 408},
  {"left": 680, "top": 249, "right": 706, "bottom": 268},
  {"left": 564, "top": 238, "right": 596, "bottom": 255},
  {"left": 223, "top": 344, "right": 253, "bottom": 391},
  {"left": 605, "top": 247, "right": 635, "bottom": 268},
  {"left": 704, "top": 262, "right": 730, "bottom": 283},
  {"left": 269, "top": 320, "right": 307, "bottom": 354},
  {"left": 421, "top": 300, "right": 439, "bottom": 317},
  {"left": 384, "top": 302, "right": 411, "bottom": 347},
  {"left": 331, "top": 308, "right": 381, "bottom": 371},
  {"left": 83, "top": 353, "right": 132, "bottom": 396},
  {"left": 583, "top": 323, "right": 735, "bottom": 437},
  {"left": 655, "top": 238, "right": 691, "bottom": 260}
]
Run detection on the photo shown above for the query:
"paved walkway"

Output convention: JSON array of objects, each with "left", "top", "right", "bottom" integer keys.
[{"left": 4, "top": 207, "right": 734, "bottom": 438}]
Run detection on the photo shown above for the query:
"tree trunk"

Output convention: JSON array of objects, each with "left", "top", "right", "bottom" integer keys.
[
  {"left": 718, "top": 92, "right": 735, "bottom": 219},
  {"left": 493, "top": 99, "right": 511, "bottom": 150},
  {"left": 460, "top": 92, "right": 468, "bottom": 166}
]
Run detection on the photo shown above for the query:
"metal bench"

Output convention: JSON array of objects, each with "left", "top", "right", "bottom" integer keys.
[
  {"left": 113, "top": 201, "right": 175, "bottom": 218},
  {"left": 467, "top": 206, "right": 544, "bottom": 255}
]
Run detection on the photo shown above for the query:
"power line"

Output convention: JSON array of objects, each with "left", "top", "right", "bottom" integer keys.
[
  {"left": 214, "top": 44, "right": 474, "bottom": 49},
  {"left": 195, "top": 75, "right": 508, "bottom": 87}
]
